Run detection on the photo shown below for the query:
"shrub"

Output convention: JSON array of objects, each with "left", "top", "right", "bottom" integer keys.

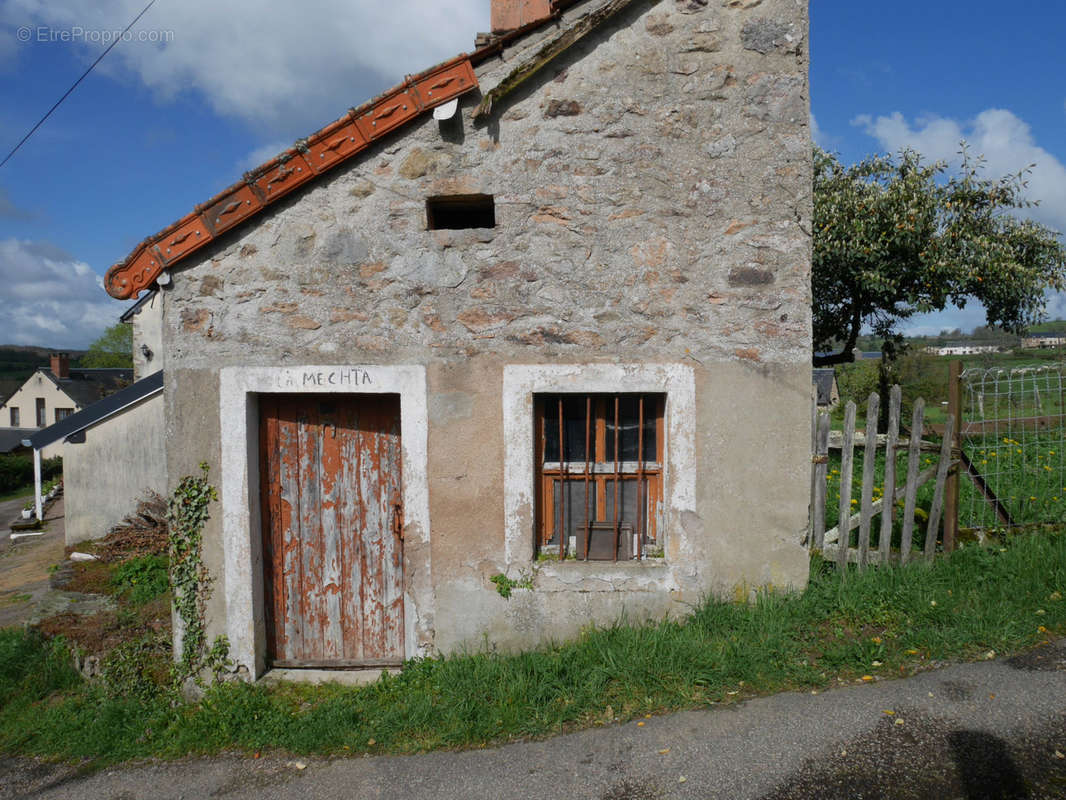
[{"left": 0, "top": 454, "right": 32, "bottom": 494}]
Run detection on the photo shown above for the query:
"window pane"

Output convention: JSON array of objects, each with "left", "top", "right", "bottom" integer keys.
[
  {"left": 543, "top": 396, "right": 590, "bottom": 462},
  {"left": 605, "top": 395, "right": 657, "bottom": 462},
  {"left": 604, "top": 478, "right": 649, "bottom": 538},
  {"left": 548, "top": 478, "right": 596, "bottom": 543}
]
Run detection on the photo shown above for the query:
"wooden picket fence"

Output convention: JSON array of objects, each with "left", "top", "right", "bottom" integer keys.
[{"left": 809, "top": 385, "right": 958, "bottom": 569}]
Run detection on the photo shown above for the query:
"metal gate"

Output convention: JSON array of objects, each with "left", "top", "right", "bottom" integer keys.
[{"left": 259, "top": 393, "right": 404, "bottom": 668}]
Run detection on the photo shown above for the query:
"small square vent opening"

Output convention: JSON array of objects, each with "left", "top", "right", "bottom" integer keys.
[{"left": 426, "top": 194, "right": 495, "bottom": 230}]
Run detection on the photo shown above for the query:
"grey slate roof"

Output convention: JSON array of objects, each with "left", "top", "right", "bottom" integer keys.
[
  {"left": 0, "top": 428, "right": 36, "bottom": 454},
  {"left": 27, "top": 371, "right": 163, "bottom": 451},
  {"left": 38, "top": 367, "right": 133, "bottom": 408}
]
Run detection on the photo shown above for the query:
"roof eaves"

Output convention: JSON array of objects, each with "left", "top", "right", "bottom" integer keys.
[
  {"left": 104, "top": 53, "right": 480, "bottom": 301},
  {"left": 119, "top": 289, "right": 157, "bottom": 322}
]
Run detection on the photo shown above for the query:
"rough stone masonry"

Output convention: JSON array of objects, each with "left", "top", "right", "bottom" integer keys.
[{"left": 156, "top": 0, "right": 812, "bottom": 677}]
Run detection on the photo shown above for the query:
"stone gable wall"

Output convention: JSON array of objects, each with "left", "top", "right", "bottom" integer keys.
[{"left": 164, "top": 0, "right": 810, "bottom": 370}]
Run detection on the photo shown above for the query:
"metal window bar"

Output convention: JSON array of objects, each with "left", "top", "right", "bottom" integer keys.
[
  {"left": 613, "top": 395, "right": 620, "bottom": 561},
  {"left": 558, "top": 397, "right": 566, "bottom": 559},
  {"left": 636, "top": 395, "right": 644, "bottom": 561},
  {"left": 583, "top": 395, "right": 593, "bottom": 560}
]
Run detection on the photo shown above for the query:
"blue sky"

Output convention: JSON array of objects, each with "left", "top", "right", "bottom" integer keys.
[{"left": 0, "top": 0, "right": 1064, "bottom": 347}]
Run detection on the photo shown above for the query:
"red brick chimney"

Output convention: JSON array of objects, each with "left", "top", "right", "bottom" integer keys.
[
  {"left": 492, "top": 0, "right": 553, "bottom": 33},
  {"left": 50, "top": 352, "right": 70, "bottom": 379}
]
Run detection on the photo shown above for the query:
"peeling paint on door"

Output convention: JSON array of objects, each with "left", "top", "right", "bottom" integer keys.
[{"left": 260, "top": 393, "right": 404, "bottom": 667}]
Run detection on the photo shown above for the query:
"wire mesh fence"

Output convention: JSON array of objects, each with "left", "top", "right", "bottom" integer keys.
[{"left": 959, "top": 364, "right": 1066, "bottom": 530}]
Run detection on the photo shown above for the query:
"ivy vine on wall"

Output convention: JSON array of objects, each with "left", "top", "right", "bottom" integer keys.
[{"left": 166, "top": 462, "right": 228, "bottom": 679}]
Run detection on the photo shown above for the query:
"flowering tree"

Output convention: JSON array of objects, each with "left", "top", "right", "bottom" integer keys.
[{"left": 813, "top": 146, "right": 1066, "bottom": 366}]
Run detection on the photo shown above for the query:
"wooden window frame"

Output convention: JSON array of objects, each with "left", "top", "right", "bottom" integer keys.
[
  {"left": 35, "top": 398, "right": 45, "bottom": 428},
  {"left": 534, "top": 393, "right": 665, "bottom": 561},
  {"left": 9, "top": 407, "right": 18, "bottom": 427}
]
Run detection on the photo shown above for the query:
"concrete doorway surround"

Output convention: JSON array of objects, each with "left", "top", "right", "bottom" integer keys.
[{"left": 219, "top": 365, "right": 430, "bottom": 679}]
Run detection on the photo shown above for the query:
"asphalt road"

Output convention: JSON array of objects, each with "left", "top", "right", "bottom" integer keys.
[{"left": 3, "top": 641, "right": 1065, "bottom": 799}]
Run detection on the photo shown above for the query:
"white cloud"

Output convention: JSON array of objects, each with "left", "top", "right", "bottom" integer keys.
[
  {"left": 0, "top": 238, "right": 127, "bottom": 348},
  {"left": 0, "top": 27, "right": 16, "bottom": 72},
  {"left": 237, "top": 141, "right": 290, "bottom": 175},
  {"left": 3, "top": 1, "right": 487, "bottom": 133},
  {"left": 811, "top": 113, "right": 827, "bottom": 148},
  {"left": 895, "top": 305, "right": 991, "bottom": 338},
  {"left": 853, "top": 109, "right": 1066, "bottom": 237}
]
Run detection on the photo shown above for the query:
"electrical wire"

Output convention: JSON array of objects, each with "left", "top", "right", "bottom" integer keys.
[{"left": 0, "top": 0, "right": 159, "bottom": 170}]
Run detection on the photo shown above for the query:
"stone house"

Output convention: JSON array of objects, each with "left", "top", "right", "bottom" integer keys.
[{"left": 104, "top": 0, "right": 812, "bottom": 680}]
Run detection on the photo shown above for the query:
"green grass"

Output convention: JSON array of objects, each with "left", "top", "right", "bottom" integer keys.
[
  {"left": 4, "top": 530, "right": 1066, "bottom": 764},
  {"left": 109, "top": 555, "right": 170, "bottom": 607}
]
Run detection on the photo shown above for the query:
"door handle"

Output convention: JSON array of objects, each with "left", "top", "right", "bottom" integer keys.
[{"left": 393, "top": 503, "right": 404, "bottom": 541}]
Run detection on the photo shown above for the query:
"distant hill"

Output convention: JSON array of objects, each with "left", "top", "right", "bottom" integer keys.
[
  {"left": 1023, "top": 320, "right": 1066, "bottom": 335},
  {"left": 0, "top": 345, "right": 89, "bottom": 390}
]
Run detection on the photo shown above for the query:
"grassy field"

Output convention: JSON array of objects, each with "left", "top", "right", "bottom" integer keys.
[{"left": 2, "top": 529, "right": 1065, "bottom": 764}]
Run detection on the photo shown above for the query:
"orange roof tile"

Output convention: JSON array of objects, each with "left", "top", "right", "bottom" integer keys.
[{"left": 105, "top": 55, "right": 478, "bottom": 300}]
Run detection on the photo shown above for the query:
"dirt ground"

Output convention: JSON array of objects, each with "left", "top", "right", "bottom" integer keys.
[
  {"left": 0, "top": 497, "right": 113, "bottom": 629},
  {"left": 0, "top": 496, "right": 66, "bottom": 628}
]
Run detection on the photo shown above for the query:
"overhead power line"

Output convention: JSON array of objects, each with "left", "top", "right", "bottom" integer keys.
[{"left": 0, "top": 0, "right": 159, "bottom": 170}]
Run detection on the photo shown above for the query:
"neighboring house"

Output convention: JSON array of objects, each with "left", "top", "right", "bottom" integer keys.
[
  {"left": 21, "top": 293, "right": 168, "bottom": 540},
  {"left": 812, "top": 369, "right": 839, "bottom": 410},
  {"left": 0, "top": 354, "right": 132, "bottom": 459},
  {"left": 923, "top": 344, "right": 1002, "bottom": 357},
  {"left": 1021, "top": 334, "right": 1066, "bottom": 349},
  {"left": 103, "top": 0, "right": 812, "bottom": 679},
  {"left": 25, "top": 372, "right": 165, "bottom": 539}
]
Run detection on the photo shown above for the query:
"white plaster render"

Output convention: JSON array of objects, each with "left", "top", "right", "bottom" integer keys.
[
  {"left": 502, "top": 363, "right": 697, "bottom": 582},
  {"left": 219, "top": 365, "right": 431, "bottom": 679}
]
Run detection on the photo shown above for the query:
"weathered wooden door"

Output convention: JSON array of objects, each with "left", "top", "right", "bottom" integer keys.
[{"left": 259, "top": 394, "right": 404, "bottom": 667}]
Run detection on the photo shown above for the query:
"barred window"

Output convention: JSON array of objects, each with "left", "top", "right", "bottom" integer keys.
[{"left": 534, "top": 393, "right": 665, "bottom": 560}]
